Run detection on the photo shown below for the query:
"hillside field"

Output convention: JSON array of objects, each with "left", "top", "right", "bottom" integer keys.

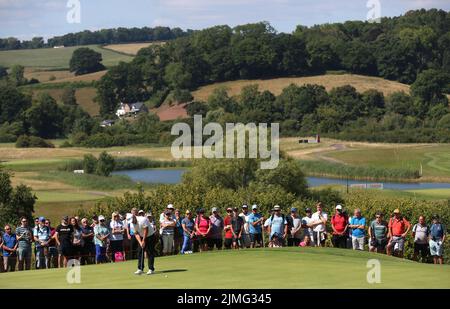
[
  {"left": 0, "top": 247, "right": 448, "bottom": 289},
  {"left": 103, "top": 42, "right": 166, "bottom": 55},
  {"left": 0, "top": 45, "right": 132, "bottom": 69}
]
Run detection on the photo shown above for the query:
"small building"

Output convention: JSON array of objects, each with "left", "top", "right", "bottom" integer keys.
[
  {"left": 100, "top": 119, "right": 115, "bottom": 127},
  {"left": 116, "top": 102, "right": 148, "bottom": 118}
]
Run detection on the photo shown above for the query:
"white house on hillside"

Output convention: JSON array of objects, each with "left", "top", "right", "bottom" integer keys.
[{"left": 116, "top": 102, "right": 148, "bottom": 118}]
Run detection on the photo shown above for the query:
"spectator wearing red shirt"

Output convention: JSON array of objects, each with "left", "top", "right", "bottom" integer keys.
[
  {"left": 195, "top": 209, "right": 211, "bottom": 252},
  {"left": 223, "top": 208, "right": 234, "bottom": 249},
  {"left": 331, "top": 205, "right": 349, "bottom": 249},
  {"left": 387, "top": 209, "right": 411, "bottom": 258}
]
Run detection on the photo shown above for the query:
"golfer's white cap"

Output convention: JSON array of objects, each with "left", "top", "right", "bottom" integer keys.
[
  {"left": 98, "top": 215, "right": 105, "bottom": 221},
  {"left": 252, "top": 204, "right": 258, "bottom": 210},
  {"left": 335, "top": 205, "right": 343, "bottom": 210},
  {"left": 167, "top": 204, "right": 174, "bottom": 209}
]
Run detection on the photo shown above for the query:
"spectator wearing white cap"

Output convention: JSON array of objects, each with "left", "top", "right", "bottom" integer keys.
[
  {"left": 93, "top": 215, "right": 110, "bottom": 263},
  {"left": 266, "top": 205, "right": 288, "bottom": 247},
  {"left": 159, "top": 204, "right": 174, "bottom": 255},
  {"left": 248, "top": 205, "right": 264, "bottom": 248},
  {"left": 161, "top": 211, "right": 176, "bottom": 256},
  {"left": 208, "top": 207, "right": 224, "bottom": 250},
  {"left": 239, "top": 205, "right": 251, "bottom": 248},
  {"left": 331, "top": 205, "right": 349, "bottom": 249},
  {"left": 310, "top": 202, "right": 328, "bottom": 247},
  {"left": 131, "top": 212, "right": 157, "bottom": 275}
]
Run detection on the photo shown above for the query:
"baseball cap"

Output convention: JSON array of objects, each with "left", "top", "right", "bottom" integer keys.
[
  {"left": 252, "top": 204, "right": 258, "bottom": 210},
  {"left": 291, "top": 207, "right": 298, "bottom": 213},
  {"left": 393, "top": 209, "right": 400, "bottom": 214},
  {"left": 186, "top": 210, "right": 191, "bottom": 214},
  {"left": 305, "top": 207, "right": 312, "bottom": 213},
  {"left": 335, "top": 205, "right": 343, "bottom": 210},
  {"left": 98, "top": 215, "right": 105, "bottom": 221},
  {"left": 146, "top": 212, "right": 153, "bottom": 217},
  {"left": 242, "top": 204, "right": 248, "bottom": 209},
  {"left": 167, "top": 204, "right": 174, "bottom": 209},
  {"left": 212, "top": 207, "right": 218, "bottom": 212},
  {"left": 138, "top": 209, "right": 145, "bottom": 214},
  {"left": 39, "top": 216, "right": 46, "bottom": 222},
  {"left": 273, "top": 205, "right": 281, "bottom": 211},
  {"left": 226, "top": 207, "right": 232, "bottom": 212}
]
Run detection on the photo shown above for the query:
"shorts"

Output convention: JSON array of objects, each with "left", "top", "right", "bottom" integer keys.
[
  {"left": 250, "top": 233, "right": 262, "bottom": 243},
  {"left": 388, "top": 236, "right": 405, "bottom": 252},
  {"left": 224, "top": 238, "right": 233, "bottom": 249},
  {"left": 429, "top": 239, "right": 444, "bottom": 257},
  {"left": 110, "top": 240, "right": 124, "bottom": 253},
  {"left": 352, "top": 236, "right": 365, "bottom": 250},
  {"left": 414, "top": 243, "right": 429, "bottom": 258},
  {"left": 17, "top": 246, "right": 32, "bottom": 260},
  {"left": 370, "top": 238, "right": 388, "bottom": 251},
  {"left": 60, "top": 242, "right": 73, "bottom": 258},
  {"left": 197, "top": 235, "right": 208, "bottom": 247},
  {"left": 207, "top": 238, "right": 223, "bottom": 250}
]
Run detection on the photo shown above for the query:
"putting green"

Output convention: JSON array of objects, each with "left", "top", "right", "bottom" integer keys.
[{"left": 1, "top": 248, "right": 448, "bottom": 289}]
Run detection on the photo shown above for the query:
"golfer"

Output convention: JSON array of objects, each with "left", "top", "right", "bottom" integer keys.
[{"left": 132, "top": 212, "right": 157, "bottom": 275}]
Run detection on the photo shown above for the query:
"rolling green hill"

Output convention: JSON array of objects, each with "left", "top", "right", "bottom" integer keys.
[
  {"left": 1, "top": 247, "right": 448, "bottom": 289},
  {"left": 0, "top": 45, "right": 132, "bottom": 69}
]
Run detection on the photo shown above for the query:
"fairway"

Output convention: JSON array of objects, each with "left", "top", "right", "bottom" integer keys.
[{"left": 1, "top": 248, "right": 448, "bottom": 289}]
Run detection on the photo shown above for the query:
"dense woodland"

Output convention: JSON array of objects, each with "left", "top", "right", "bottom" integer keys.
[
  {"left": 0, "top": 26, "right": 190, "bottom": 50},
  {"left": 0, "top": 9, "right": 449, "bottom": 144}
]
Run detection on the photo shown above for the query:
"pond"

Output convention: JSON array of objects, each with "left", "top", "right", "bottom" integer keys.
[{"left": 113, "top": 169, "right": 450, "bottom": 190}]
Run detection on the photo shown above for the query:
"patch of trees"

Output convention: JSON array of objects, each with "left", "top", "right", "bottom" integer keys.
[
  {"left": 82, "top": 152, "right": 116, "bottom": 177},
  {"left": 69, "top": 47, "right": 105, "bottom": 75},
  {"left": 0, "top": 85, "right": 93, "bottom": 142},
  {"left": 96, "top": 9, "right": 450, "bottom": 116},
  {"left": 15, "top": 135, "right": 55, "bottom": 148},
  {"left": 0, "top": 26, "right": 191, "bottom": 51},
  {"left": 0, "top": 168, "right": 36, "bottom": 228}
]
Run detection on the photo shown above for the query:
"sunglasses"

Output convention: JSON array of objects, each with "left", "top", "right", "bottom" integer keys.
[{"left": 5, "top": 228, "right": 11, "bottom": 230}]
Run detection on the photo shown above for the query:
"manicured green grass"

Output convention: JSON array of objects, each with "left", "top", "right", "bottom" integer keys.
[
  {"left": 327, "top": 144, "right": 450, "bottom": 179},
  {"left": 34, "top": 190, "right": 103, "bottom": 203},
  {"left": 0, "top": 248, "right": 448, "bottom": 289},
  {"left": 0, "top": 45, "right": 133, "bottom": 69}
]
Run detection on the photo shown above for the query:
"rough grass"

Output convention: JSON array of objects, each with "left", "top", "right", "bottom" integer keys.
[
  {"left": 0, "top": 45, "right": 133, "bottom": 69},
  {"left": 102, "top": 42, "right": 165, "bottom": 55},
  {"left": 0, "top": 247, "right": 448, "bottom": 289},
  {"left": 34, "top": 200, "right": 97, "bottom": 224},
  {"left": 192, "top": 74, "right": 412, "bottom": 101}
]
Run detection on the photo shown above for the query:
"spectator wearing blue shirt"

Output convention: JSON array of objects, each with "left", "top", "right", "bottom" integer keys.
[
  {"left": 429, "top": 215, "right": 446, "bottom": 265},
  {"left": 349, "top": 209, "right": 366, "bottom": 250},
  {"left": 248, "top": 205, "right": 264, "bottom": 248},
  {"left": 267, "top": 205, "right": 288, "bottom": 247},
  {"left": 181, "top": 210, "right": 195, "bottom": 254},
  {"left": 3, "top": 225, "right": 18, "bottom": 272}
]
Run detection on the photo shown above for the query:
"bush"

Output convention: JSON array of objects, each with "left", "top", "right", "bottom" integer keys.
[
  {"left": 0, "top": 133, "right": 17, "bottom": 143},
  {"left": 95, "top": 151, "right": 116, "bottom": 176},
  {"left": 15, "top": 135, "right": 55, "bottom": 148},
  {"left": 59, "top": 141, "right": 73, "bottom": 148},
  {"left": 83, "top": 154, "right": 97, "bottom": 174},
  {"left": 173, "top": 88, "right": 193, "bottom": 103}
]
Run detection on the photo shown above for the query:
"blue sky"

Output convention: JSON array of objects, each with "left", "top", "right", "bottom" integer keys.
[{"left": 0, "top": 0, "right": 449, "bottom": 40}]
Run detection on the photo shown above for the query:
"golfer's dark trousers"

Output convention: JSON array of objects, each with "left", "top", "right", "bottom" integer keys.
[
  {"left": 130, "top": 235, "right": 138, "bottom": 260},
  {"left": 138, "top": 234, "right": 157, "bottom": 271},
  {"left": 332, "top": 234, "right": 347, "bottom": 248}
]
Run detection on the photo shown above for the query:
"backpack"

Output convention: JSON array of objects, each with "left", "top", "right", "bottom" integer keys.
[{"left": 114, "top": 252, "right": 125, "bottom": 262}]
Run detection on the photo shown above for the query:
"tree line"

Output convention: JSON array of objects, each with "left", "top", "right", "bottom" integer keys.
[
  {"left": 0, "top": 26, "right": 191, "bottom": 51},
  {"left": 96, "top": 9, "right": 450, "bottom": 116}
]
